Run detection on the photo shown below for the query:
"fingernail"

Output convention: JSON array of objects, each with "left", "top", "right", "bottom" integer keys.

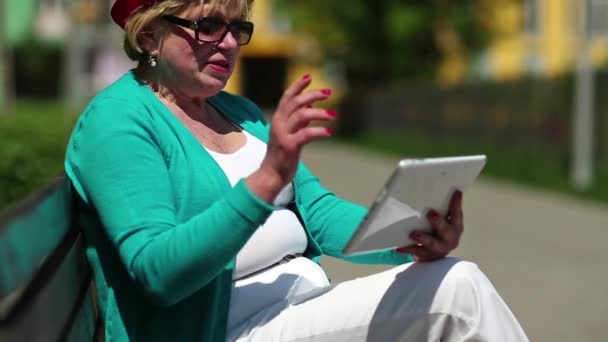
[
  {"left": 321, "top": 88, "right": 332, "bottom": 96},
  {"left": 325, "top": 127, "right": 334, "bottom": 135},
  {"left": 455, "top": 190, "right": 463, "bottom": 200},
  {"left": 427, "top": 211, "right": 440, "bottom": 221},
  {"left": 326, "top": 109, "right": 337, "bottom": 117},
  {"left": 302, "top": 73, "right": 311, "bottom": 80},
  {"left": 411, "top": 232, "right": 421, "bottom": 240}
]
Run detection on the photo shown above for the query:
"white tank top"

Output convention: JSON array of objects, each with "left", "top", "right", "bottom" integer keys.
[
  {"left": 205, "top": 129, "right": 331, "bottom": 331},
  {"left": 204, "top": 130, "right": 307, "bottom": 280}
]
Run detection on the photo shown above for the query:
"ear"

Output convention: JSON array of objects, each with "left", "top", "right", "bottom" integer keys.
[{"left": 139, "top": 29, "right": 160, "bottom": 56}]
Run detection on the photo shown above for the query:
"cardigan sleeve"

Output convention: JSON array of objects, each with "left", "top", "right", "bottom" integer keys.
[
  {"left": 65, "top": 99, "right": 274, "bottom": 307},
  {"left": 294, "top": 164, "right": 413, "bottom": 265}
]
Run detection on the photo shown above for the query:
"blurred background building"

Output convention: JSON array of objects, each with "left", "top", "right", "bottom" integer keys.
[
  {"left": 3, "top": 0, "right": 606, "bottom": 105},
  {"left": 2, "top": 0, "right": 337, "bottom": 110},
  {"left": 472, "top": 0, "right": 608, "bottom": 81}
]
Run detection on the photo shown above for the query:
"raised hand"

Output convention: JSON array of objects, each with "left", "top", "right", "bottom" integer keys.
[{"left": 247, "top": 74, "right": 336, "bottom": 203}]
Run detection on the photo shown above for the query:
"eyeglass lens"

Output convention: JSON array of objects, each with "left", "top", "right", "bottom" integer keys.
[{"left": 197, "top": 18, "right": 252, "bottom": 45}]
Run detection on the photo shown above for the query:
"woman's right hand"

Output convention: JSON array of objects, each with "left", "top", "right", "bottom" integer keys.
[{"left": 247, "top": 74, "right": 336, "bottom": 203}]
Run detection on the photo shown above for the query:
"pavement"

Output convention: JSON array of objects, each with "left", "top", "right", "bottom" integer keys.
[{"left": 301, "top": 142, "right": 608, "bottom": 342}]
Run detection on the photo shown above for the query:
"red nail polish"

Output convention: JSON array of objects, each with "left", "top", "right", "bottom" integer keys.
[
  {"left": 302, "top": 73, "right": 311, "bottom": 80},
  {"left": 321, "top": 88, "right": 332, "bottom": 96},
  {"left": 455, "top": 190, "right": 463, "bottom": 200},
  {"left": 428, "top": 211, "right": 439, "bottom": 221},
  {"left": 325, "top": 127, "right": 334, "bottom": 135},
  {"left": 326, "top": 109, "right": 337, "bottom": 117}
]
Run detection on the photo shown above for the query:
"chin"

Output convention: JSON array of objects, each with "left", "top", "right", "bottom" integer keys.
[
  {"left": 208, "top": 78, "right": 228, "bottom": 93},
  {"left": 193, "top": 74, "right": 229, "bottom": 96}
]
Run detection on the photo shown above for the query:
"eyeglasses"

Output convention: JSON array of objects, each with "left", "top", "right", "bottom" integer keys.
[{"left": 162, "top": 15, "right": 254, "bottom": 46}]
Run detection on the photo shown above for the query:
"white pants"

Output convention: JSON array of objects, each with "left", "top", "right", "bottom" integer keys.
[{"left": 228, "top": 258, "right": 529, "bottom": 342}]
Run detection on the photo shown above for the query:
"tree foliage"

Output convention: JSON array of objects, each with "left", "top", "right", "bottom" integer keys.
[{"left": 275, "top": 0, "right": 487, "bottom": 84}]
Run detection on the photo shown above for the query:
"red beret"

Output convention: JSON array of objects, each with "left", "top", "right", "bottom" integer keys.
[{"left": 111, "top": 0, "right": 157, "bottom": 29}]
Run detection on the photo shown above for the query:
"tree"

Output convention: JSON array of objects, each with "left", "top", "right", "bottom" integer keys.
[
  {"left": 275, "top": 0, "right": 486, "bottom": 85},
  {"left": 274, "top": 0, "right": 487, "bottom": 135}
]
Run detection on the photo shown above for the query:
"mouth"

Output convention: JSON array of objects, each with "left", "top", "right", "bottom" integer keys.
[{"left": 206, "top": 60, "right": 230, "bottom": 73}]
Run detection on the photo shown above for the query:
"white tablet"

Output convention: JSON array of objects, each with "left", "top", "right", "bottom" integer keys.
[{"left": 342, "top": 155, "right": 487, "bottom": 256}]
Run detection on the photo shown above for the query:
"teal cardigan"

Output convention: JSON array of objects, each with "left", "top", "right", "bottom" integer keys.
[{"left": 64, "top": 71, "right": 412, "bottom": 341}]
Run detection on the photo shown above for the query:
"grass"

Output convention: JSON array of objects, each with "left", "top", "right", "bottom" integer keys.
[
  {"left": 0, "top": 100, "right": 77, "bottom": 210},
  {"left": 336, "top": 131, "right": 608, "bottom": 204}
]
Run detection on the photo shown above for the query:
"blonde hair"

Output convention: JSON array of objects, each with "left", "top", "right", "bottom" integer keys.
[{"left": 123, "top": 0, "right": 254, "bottom": 64}]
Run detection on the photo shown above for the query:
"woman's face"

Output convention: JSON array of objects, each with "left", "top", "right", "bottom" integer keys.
[{"left": 153, "top": 3, "right": 243, "bottom": 98}]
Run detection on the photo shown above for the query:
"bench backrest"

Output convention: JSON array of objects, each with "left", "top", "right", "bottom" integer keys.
[{"left": 0, "top": 175, "right": 100, "bottom": 341}]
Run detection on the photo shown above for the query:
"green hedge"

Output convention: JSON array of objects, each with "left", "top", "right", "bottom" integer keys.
[
  {"left": 13, "top": 39, "right": 64, "bottom": 98},
  {"left": 336, "top": 72, "right": 608, "bottom": 203},
  {"left": 0, "top": 101, "right": 75, "bottom": 210},
  {"left": 338, "top": 72, "right": 608, "bottom": 164}
]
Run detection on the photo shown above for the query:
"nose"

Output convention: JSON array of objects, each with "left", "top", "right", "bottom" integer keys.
[{"left": 216, "top": 30, "right": 239, "bottom": 49}]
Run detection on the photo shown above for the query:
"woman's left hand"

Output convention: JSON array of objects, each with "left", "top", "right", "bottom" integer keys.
[{"left": 395, "top": 190, "right": 464, "bottom": 262}]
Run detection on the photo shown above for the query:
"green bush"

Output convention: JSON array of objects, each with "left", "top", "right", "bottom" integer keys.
[
  {"left": 14, "top": 39, "right": 64, "bottom": 98},
  {"left": 0, "top": 101, "right": 75, "bottom": 210}
]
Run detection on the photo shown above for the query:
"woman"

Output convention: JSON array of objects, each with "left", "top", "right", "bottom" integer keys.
[{"left": 64, "top": 0, "right": 529, "bottom": 341}]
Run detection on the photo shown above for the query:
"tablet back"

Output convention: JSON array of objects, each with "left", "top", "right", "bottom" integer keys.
[{"left": 342, "top": 155, "right": 486, "bottom": 256}]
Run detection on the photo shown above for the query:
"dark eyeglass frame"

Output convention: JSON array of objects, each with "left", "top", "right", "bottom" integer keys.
[{"left": 162, "top": 15, "right": 254, "bottom": 46}]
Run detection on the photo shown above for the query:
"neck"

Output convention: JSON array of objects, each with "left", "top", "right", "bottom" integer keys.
[
  {"left": 157, "top": 85, "right": 205, "bottom": 111},
  {"left": 137, "top": 66, "right": 205, "bottom": 103},
  {"left": 136, "top": 66, "right": 216, "bottom": 122}
]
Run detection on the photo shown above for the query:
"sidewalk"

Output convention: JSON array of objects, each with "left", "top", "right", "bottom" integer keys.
[{"left": 303, "top": 142, "right": 608, "bottom": 342}]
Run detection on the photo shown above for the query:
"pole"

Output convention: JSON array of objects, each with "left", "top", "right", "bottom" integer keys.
[{"left": 571, "top": 0, "right": 594, "bottom": 190}]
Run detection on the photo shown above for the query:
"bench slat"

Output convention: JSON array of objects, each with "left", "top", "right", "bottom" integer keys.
[
  {"left": 64, "top": 283, "right": 100, "bottom": 342},
  {"left": 0, "top": 175, "right": 100, "bottom": 341},
  {"left": 0, "top": 232, "right": 91, "bottom": 341},
  {"left": 0, "top": 177, "right": 72, "bottom": 297}
]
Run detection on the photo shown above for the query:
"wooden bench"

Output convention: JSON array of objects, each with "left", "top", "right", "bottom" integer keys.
[{"left": 0, "top": 175, "right": 101, "bottom": 341}]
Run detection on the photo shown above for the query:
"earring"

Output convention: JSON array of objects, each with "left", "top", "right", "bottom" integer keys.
[{"left": 148, "top": 55, "right": 157, "bottom": 67}]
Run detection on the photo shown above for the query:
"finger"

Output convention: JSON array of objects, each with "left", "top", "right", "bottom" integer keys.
[
  {"left": 396, "top": 245, "right": 436, "bottom": 262},
  {"left": 427, "top": 210, "right": 462, "bottom": 251},
  {"left": 425, "top": 210, "right": 449, "bottom": 238},
  {"left": 410, "top": 230, "right": 442, "bottom": 252},
  {"left": 395, "top": 245, "right": 416, "bottom": 255},
  {"left": 448, "top": 190, "right": 464, "bottom": 227},
  {"left": 426, "top": 210, "right": 455, "bottom": 242},
  {"left": 292, "top": 126, "right": 333, "bottom": 146},
  {"left": 283, "top": 89, "right": 332, "bottom": 115},
  {"left": 280, "top": 74, "right": 313, "bottom": 105},
  {"left": 395, "top": 244, "right": 421, "bottom": 254},
  {"left": 286, "top": 108, "right": 336, "bottom": 133}
]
